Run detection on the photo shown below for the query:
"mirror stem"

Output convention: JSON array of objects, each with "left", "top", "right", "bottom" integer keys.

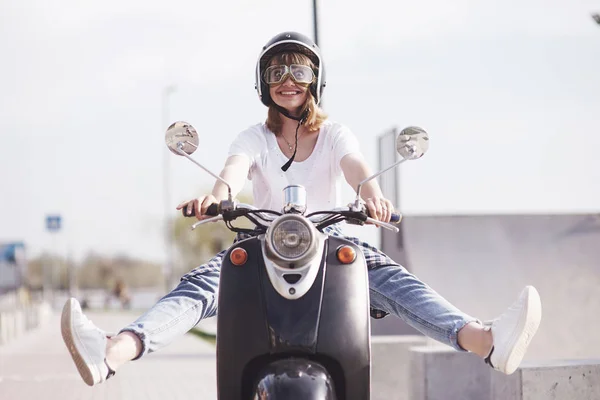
[
  {"left": 353, "top": 158, "right": 408, "bottom": 210},
  {"left": 174, "top": 146, "right": 233, "bottom": 202}
]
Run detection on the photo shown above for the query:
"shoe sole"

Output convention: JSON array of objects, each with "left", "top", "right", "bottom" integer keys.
[
  {"left": 498, "top": 286, "right": 542, "bottom": 374},
  {"left": 61, "top": 299, "right": 96, "bottom": 386}
]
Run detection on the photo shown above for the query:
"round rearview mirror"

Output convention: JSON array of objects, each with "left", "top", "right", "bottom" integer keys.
[
  {"left": 396, "top": 126, "right": 429, "bottom": 160},
  {"left": 165, "top": 121, "right": 199, "bottom": 155}
]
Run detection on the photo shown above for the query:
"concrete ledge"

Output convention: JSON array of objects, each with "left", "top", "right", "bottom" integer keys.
[
  {"left": 409, "top": 345, "right": 491, "bottom": 400},
  {"left": 491, "top": 359, "right": 600, "bottom": 400},
  {"left": 408, "top": 345, "right": 600, "bottom": 400},
  {"left": 371, "top": 335, "right": 428, "bottom": 400}
]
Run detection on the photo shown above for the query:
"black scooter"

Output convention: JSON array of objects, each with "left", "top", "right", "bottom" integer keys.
[{"left": 165, "top": 122, "right": 429, "bottom": 399}]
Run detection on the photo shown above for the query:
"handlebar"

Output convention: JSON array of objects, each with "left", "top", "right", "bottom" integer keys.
[
  {"left": 183, "top": 202, "right": 401, "bottom": 231},
  {"left": 308, "top": 207, "right": 401, "bottom": 225}
]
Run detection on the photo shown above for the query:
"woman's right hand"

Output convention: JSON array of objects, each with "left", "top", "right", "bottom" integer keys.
[{"left": 176, "top": 195, "right": 218, "bottom": 220}]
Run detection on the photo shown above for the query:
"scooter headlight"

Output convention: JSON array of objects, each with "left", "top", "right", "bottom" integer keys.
[{"left": 267, "top": 215, "right": 315, "bottom": 261}]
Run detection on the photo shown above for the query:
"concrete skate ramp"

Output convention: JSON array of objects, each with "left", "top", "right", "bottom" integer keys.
[{"left": 379, "top": 213, "right": 600, "bottom": 361}]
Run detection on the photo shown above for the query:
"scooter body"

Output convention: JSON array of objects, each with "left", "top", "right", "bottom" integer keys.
[{"left": 217, "top": 235, "right": 371, "bottom": 399}]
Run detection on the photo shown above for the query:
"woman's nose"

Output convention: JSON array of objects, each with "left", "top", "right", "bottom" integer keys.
[{"left": 281, "top": 75, "right": 295, "bottom": 85}]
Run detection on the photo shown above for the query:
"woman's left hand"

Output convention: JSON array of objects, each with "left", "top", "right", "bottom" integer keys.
[{"left": 364, "top": 196, "right": 395, "bottom": 223}]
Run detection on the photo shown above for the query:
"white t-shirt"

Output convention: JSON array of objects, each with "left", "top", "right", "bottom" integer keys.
[{"left": 228, "top": 120, "right": 361, "bottom": 214}]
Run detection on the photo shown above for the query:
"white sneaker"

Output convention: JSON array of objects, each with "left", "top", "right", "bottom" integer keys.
[
  {"left": 485, "top": 286, "right": 542, "bottom": 375},
  {"left": 61, "top": 298, "right": 115, "bottom": 386}
]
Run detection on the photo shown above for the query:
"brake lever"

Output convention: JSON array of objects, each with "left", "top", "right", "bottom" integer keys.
[
  {"left": 191, "top": 215, "right": 224, "bottom": 230},
  {"left": 365, "top": 217, "right": 400, "bottom": 233}
]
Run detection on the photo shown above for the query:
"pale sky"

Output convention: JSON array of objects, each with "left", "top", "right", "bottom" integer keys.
[{"left": 1, "top": 0, "right": 599, "bottom": 263}]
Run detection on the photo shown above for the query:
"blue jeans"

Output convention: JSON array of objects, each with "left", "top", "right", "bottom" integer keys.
[{"left": 121, "top": 231, "right": 476, "bottom": 359}]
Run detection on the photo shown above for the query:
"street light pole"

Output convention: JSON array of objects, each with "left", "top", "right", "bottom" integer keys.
[
  {"left": 162, "top": 85, "right": 177, "bottom": 292},
  {"left": 312, "top": 0, "right": 320, "bottom": 46},
  {"left": 312, "top": 0, "right": 324, "bottom": 110}
]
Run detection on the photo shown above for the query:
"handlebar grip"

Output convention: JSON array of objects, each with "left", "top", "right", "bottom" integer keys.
[
  {"left": 366, "top": 209, "right": 402, "bottom": 224},
  {"left": 205, "top": 203, "right": 219, "bottom": 216},
  {"left": 181, "top": 202, "right": 220, "bottom": 217},
  {"left": 390, "top": 212, "right": 402, "bottom": 224}
]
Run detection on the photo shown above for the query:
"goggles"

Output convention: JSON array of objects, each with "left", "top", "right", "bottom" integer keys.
[{"left": 264, "top": 64, "right": 315, "bottom": 86}]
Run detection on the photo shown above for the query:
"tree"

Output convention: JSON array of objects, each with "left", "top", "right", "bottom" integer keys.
[
  {"left": 76, "top": 252, "right": 163, "bottom": 289},
  {"left": 27, "top": 253, "right": 68, "bottom": 290},
  {"left": 27, "top": 251, "right": 164, "bottom": 290}
]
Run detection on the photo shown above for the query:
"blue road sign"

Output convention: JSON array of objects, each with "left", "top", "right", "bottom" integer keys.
[
  {"left": 0, "top": 242, "right": 25, "bottom": 263},
  {"left": 46, "top": 215, "right": 62, "bottom": 232}
]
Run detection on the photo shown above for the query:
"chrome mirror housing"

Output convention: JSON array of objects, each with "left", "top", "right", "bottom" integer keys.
[
  {"left": 396, "top": 126, "right": 429, "bottom": 160},
  {"left": 165, "top": 121, "right": 199, "bottom": 156}
]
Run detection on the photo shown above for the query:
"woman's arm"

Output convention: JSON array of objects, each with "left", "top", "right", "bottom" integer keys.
[{"left": 210, "top": 155, "right": 251, "bottom": 201}]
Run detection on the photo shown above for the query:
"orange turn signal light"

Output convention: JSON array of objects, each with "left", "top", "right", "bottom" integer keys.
[
  {"left": 336, "top": 245, "right": 356, "bottom": 264},
  {"left": 230, "top": 247, "right": 248, "bottom": 266}
]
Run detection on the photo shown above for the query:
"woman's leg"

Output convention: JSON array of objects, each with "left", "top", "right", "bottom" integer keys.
[
  {"left": 321, "top": 227, "right": 479, "bottom": 351},
  {"left": 61, "top": 251, "right": 224, "bottom": 386},
  {"left": 109, "top": 269, "right": 220, "bottom": 365},
  {"left": 368, "top": 262, "right": 479, "bottom": 352},
  {"left": 368, "top": 263, "right": 541, "bottom": 374},
  {"left": 325, "top": 228, "right": 541, "bottom": 375}
]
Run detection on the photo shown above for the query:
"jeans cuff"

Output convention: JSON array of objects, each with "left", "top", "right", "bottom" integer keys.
[
  {"left": 449, "top": 318, "right": 481, "bottom": 352},
  {"left": 118, "top": 328, "right": 147, "bottom": 361}
]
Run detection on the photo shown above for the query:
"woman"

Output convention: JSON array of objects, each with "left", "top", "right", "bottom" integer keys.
[{"left": 61, "top": 31, "right": 542, "bottom": 386}]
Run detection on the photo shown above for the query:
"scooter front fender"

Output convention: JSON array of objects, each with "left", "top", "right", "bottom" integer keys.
[{"left": 252, "top": 358, "right": 337, "bottom": 400}]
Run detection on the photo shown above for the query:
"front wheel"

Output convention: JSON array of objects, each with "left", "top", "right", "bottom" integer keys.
[{"left": 253, "top": 358, "right": 337, "bottom": 399}]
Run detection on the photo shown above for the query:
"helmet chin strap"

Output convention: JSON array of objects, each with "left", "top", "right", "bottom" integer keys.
[{"left": 275, "top": 104, "right": 309, "bottom": 172}]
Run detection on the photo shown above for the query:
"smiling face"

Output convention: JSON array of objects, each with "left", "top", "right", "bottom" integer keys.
[{"left": 267, "top": 52, "right": 314, "bottom": 115}]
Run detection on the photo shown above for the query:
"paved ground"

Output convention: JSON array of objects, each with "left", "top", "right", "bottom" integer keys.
[{"left": 0, "top": 310, "right": 218, "bottom": 400}]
